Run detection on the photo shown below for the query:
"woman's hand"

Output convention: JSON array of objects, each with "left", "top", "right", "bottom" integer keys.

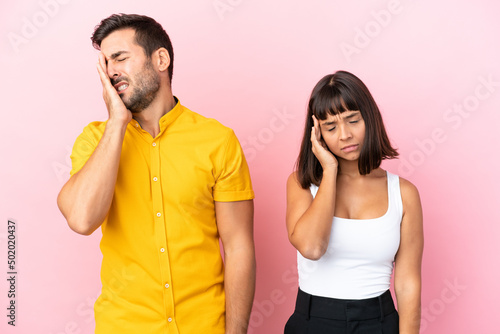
[{"left": 311, "top": 115, "right": 338, "bottom": 171}]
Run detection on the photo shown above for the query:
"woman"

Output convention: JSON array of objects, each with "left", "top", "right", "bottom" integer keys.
[{"left": 285, "top": 71, "right": 423, "bottom": 333}]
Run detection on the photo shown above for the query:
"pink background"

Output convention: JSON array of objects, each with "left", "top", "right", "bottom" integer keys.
[{"left": 1, "top": 0, "right": 499, "bottom": 333}]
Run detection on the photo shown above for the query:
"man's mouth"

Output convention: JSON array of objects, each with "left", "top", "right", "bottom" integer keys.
[{"left": 114, "top": 82, "right": 129, "bottom": 93}]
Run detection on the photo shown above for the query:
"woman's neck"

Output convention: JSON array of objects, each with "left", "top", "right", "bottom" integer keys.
[{"left": 337, "top": 159, "right": 361, "bottom": 178}]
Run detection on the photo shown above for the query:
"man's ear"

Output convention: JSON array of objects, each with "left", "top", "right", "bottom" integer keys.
[{"left": 156, "top": 48, "right": 170, "bottom": 72}]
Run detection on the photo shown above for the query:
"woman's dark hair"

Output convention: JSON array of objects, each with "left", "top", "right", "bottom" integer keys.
[
  {"left": 91, "top": 14, "right": 174, "bottom": 83},
  {"left": 296, "top": 71, "right": 398, "bottom": 188}
]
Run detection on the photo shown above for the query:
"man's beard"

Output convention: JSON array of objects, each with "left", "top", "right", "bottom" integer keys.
[{"left": 121, "top": 60, "right": 161, "bottom": 113}]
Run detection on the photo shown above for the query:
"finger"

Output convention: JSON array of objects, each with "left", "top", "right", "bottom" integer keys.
[
  {"left": 311, "top": 116, "right": 318, "bottom": 140},
  {"left": 311, "top": 126, "right": 318, "bottom": 145},
  {"left": 311, "top": 125, "right": 330, "bottom": 156},
  {"left": 96, "top": 54, "right": 113, "bottom": 89},
  {"left": 312, "top": 115, "right": 322, "bottom": 141},
  {"left": 310, "top": 127, "right": 324, "bottom": 155},
  {"left": 312, "top": 115, "right": 318, "bottom": 129},
  {"left": 96, "top": 57, "right": 107, "bottom": 86},
  {"left": 98, "top": 52, "right": 107, "bottom": 73}
]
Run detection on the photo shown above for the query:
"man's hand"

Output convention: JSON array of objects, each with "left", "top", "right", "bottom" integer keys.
[
  {"left": 96, "top": 53, "right": 132, "bottom": 125},
  {"left": 57, "top": 55, "right": 132, "bottom": 235}
]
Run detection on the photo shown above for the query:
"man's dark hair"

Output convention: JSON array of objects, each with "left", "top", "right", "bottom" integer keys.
[
  {"left": 296, "top": 71, "right": 399, "bottom": 188},
  {"left": 91, "top": 14, "right": 174, "bottom": 83}
]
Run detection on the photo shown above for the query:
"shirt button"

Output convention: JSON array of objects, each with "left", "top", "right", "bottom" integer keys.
[
  {"left": 168, "top": 317, "right": 172, "bottom": 322},
  {"left": 160, "top": 248, "right": 165, "bottom": 253},
  {"left": 156, "top": 212, "right": 161, "bottom": 217},
  {"left": 165, "top": 283, "right": 170, "bottom": 288},
  {"left": 152, "top": 142, "right": 157, "bottom": 147},
  {"left": 153, "top": 177, "right": 158, "bottom": 182},
  {"left": 135, "top": 123, "right": 139, "bottom": 127}
]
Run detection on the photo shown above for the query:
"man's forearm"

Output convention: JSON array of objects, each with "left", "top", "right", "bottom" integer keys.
[
  {"left": 57, "top": 120, "right": 128, "bottom": 235},
  {"left": 224, "top": 247, "right": 256, "bottom": 334}
]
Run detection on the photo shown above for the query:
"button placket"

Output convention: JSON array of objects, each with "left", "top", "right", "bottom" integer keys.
[{"left": 149, "top": 138, "right": 176, "bottom": 330}]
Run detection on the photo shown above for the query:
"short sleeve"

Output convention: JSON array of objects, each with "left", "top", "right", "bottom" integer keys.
[
  {"left": 69, "top": 122, "right": 103, "bottom": 177},
  {"left": 213, "top": 129, "right": 254, "bottom": 202}
]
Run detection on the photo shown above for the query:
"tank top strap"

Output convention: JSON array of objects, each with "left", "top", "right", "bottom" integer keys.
[
  {"left": 387, "top": 171, "right": 403, "bottom": 222},
  {"left": 309, "top": 183, "right": 319, "bottom": 198}
]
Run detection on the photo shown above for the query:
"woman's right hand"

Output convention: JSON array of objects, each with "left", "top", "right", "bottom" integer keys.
[{"left": 311, "top": 115, "right": 338, "bottom": 171}]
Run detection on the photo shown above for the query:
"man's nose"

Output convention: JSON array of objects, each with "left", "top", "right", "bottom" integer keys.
[{"left": 106, "top": 63, "right": 120, "bottom": 81}]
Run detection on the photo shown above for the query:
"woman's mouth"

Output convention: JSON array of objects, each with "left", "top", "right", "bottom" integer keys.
[{"left": 341, "top": 144, "right": 359, "bottom": 153}]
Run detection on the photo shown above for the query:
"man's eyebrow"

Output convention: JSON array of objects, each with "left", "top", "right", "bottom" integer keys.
[
  {"left": 320, "top": 111, "right": 360, "bottom": 126},
  {"left": 109, "top": 51, "right": 130, "bottom": 60}
]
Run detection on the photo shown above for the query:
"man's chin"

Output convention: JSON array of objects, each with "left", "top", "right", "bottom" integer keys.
[
  {"left": 126, "top": 103, "right": 144, "bottom": 114},
  {"left": 121, "top": 99, "right": 141, "bottom": 114}
]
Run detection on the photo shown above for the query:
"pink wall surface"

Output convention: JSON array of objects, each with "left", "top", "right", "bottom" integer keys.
[{"left": 1, "top": 0, "right": 499, "bottom": 333}]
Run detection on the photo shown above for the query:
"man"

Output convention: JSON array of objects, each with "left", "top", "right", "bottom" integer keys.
[{"left": 57, "top": 14, "right": 256, "bottom": 334}]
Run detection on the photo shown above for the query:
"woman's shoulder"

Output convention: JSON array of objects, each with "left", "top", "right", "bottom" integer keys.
[
  {"left": 287, "top": 171, "right": 314, "bottom": 196},
  {"left": 287, "top": 171, "right": 305, "bottom": 190},
  {"left": 397, "top": 176, "right": 420, "bottom": 196},
  {"left": 287, "top": 171, "right": 298, "bottom": 183},
  {"left": 381, "top": 169, "right": 418, "bottom": 193},
  {"left": 395, "top": 175, "right": 422, "bottom": 216}
]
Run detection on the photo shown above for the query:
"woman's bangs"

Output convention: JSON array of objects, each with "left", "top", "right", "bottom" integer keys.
[{"left": 313, "top": 86, "right": 359, "bottom": 120}]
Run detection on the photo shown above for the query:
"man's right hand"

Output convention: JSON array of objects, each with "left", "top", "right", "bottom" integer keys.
[
  {"left": 97, "top": 53, "right": 132, "bottom": 125},
  {"left": 57, "top": 55, "right": 132, "bottom": 235}
]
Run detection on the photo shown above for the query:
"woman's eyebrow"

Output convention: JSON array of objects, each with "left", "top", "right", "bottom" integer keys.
[
  {"left": 343, "top": 111, "right": 360, "bottom": 119},
  {"left": 320, "top": 111, "right": 360, "bottom": 126}
]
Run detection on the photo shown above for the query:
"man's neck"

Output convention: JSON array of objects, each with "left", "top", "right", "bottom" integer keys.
[{"left": 133, "top": 91, "right": 176, "bottom": 138}]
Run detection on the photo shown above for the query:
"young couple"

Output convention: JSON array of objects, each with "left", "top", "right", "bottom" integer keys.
[{"left": 58, "top": 13, "right": 423, "bottom": 334}]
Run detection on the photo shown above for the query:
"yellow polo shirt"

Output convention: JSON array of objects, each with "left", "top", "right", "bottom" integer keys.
[{"left": 70, "top": 99, "right": 254, "bottom": 333}]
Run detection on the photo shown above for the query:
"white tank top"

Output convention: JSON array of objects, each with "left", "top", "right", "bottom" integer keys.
[{"left": 297, "top": 171, "right": 402, "bottom": 299}]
